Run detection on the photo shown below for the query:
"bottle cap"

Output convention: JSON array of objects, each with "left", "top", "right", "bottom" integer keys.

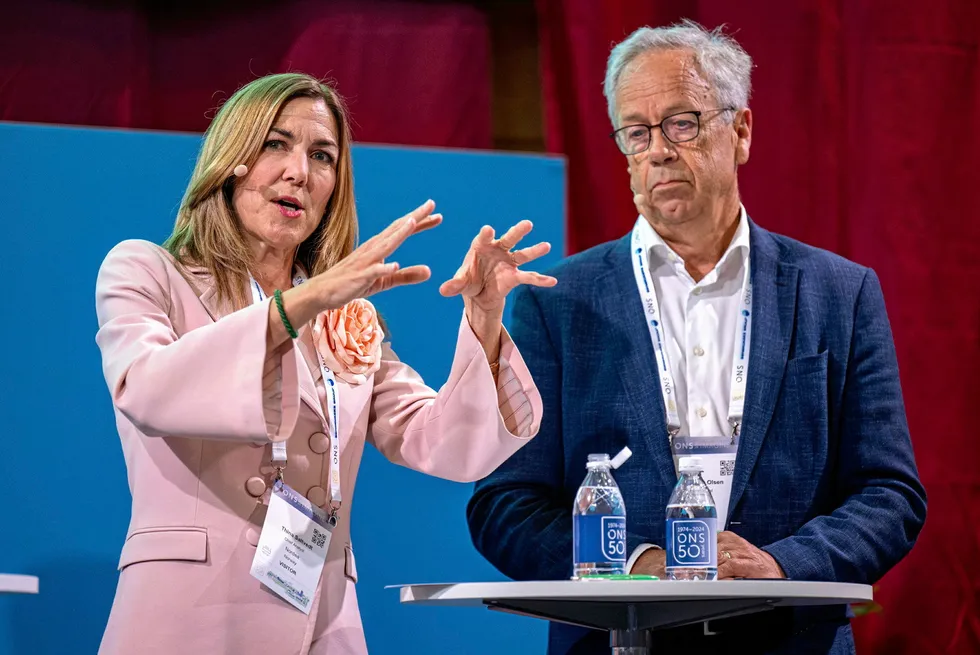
[
  {"left": 586, "top": 453, "right": 610, "bottom": 468},
  {"left": 678, "top": 456, "right": 704, "bottom": 472},
  {"left": 610, "top": 446, "right": 632, "bottom": 469}
]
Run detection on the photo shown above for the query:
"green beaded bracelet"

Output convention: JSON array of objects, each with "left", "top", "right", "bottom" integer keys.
[{"left": 273, "top": 289, "right": 298, "bottom": 339}]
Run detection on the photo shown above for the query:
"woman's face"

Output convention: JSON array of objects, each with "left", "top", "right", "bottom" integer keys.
[{"left": 232, "top": 96, "right": 340, "bottom": 252}]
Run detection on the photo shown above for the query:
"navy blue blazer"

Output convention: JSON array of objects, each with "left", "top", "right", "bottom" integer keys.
[{"left": 468, "top": 221, "right": 927, "bottom": 655}]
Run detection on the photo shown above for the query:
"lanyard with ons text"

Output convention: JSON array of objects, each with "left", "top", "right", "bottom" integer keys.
[
  {"left": 250, "top": 274, "right": 342, "bottom": 516},
  {"left": 629, "top": 218, "right": 753, "bottom": 445}
]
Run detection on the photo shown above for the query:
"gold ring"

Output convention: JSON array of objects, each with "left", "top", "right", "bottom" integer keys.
[{"left": 724, "top": 550, "right": 732, "bottom": 560}]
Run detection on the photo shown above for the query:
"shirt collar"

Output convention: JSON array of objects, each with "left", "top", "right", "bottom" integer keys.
[{"left": 640, "top": 204, "right": 750, "bottom": 273}]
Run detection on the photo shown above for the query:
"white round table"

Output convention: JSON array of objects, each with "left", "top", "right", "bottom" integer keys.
[
  {"left": 0, "top": 574, "right": 38, "bottom": 594},
  {"left": 396, "top": 580, "right": 871, "bottom": 654}
]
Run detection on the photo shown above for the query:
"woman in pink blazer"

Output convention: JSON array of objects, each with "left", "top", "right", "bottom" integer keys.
[{"left": 94, "top": 73, "right": 554, "bottom": 654}]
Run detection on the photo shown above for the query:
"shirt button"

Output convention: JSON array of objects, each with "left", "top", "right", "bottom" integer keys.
[
  {"left": 697, "top": 407, "right": 708, "bottom": 418},
  {"left": 245, "top": 476, "right": 267, "bottom": 498},
  {"left": 307, "top": 486, "right": 327, "bottom": 507},
  {"left": 693, "top": 287, "right": 703, "bottom": 296},
  {"left": 694, "top": 346, "right": 705, "bottom": 357},
  {"left": 309, "top": 432, "right": 329, "bottom": 454}
]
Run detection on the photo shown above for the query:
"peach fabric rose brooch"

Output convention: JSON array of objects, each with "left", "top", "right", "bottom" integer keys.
[{"left": 312, "top": 299, "right": 384, "bottom": 385}]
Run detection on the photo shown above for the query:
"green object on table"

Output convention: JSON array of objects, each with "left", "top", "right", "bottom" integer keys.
[{"left": 577, "top": 574, "right": 659, "bottom": 580}]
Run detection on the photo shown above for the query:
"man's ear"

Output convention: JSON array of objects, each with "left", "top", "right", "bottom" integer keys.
[{"left": 734, "top": 108, "right": 752, "bottom": 166}]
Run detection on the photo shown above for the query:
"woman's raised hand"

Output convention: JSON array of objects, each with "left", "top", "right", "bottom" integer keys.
[{"left": 314, "top": 200, "right": 441, "bottom": 310}]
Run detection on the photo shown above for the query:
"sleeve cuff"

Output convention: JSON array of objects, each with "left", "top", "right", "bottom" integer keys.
[
  {"left": 456, "top": 314, "right": 540, "bottom": 440},
  {"left": 626, "top": 542, "right": 661, "bottom": 573},
  {"left": 496, "top": 347, "right": 534, "bottom": 438}
]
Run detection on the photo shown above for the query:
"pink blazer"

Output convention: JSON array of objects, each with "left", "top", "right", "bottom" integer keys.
[{"left": 94, "top": 240, "right": 542, "bottom": 654}]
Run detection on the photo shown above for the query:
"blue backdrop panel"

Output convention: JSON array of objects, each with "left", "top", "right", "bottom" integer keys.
[{"left": 0, "top": 122, "right": 565, "bottom": 654}]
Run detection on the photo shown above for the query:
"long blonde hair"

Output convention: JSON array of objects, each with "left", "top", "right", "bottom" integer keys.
[{"left": 164, "top": 73, "right": 358, "bottom": 309}]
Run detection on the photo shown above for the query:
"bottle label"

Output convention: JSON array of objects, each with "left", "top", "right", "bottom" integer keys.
[
  {"left": 666, "top": 517, "right": 717, "bottom": 568},
  {"left": 573, "top": 515, "right": 627, "bottom": 564}
]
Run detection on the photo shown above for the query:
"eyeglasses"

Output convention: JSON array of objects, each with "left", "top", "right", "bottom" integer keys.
[{"left": 610, "top": 107, "right": 736, "bottom": 155}]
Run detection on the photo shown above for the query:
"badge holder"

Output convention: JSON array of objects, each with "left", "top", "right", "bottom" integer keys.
[
  {"left": 249, "top": 477, "right": 338, "bottom": 614},
  {"left": 670, "top": 427, "right": 740, "bottom": 530}
]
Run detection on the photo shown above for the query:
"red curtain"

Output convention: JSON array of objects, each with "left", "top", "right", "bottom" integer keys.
[
  {"left": 537, "top": 0, "right": 980, "bottom": 652},
  {"left": 0, "top": 0, "right": 491, "bottom": 148}
]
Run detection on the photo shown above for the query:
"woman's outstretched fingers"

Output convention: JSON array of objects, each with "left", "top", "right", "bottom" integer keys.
[
  {"left": 404, "top": 199, "right": 436, "bottom": 223},
  {"left": 373, "top": 200, "right": 434, "bottom": 244},
  {"left": 371, "top": 262, "right": 400, "bottom": 278},
  {"left": 413, "top": 213, "right": 442, "bottom": 235},
  {"left": 376, "top": 217, "right": 418, "bottom": 259},
  {"left": 389, "top": 265, "right": 432, "bottom": 288},
  {"left": 438, "top": 265, "right": 469, "bottom": 297},
  {"left": 497, "top": 220, "right": 533, "bottom": 250},
  {"left": 512, "top": 241, "right": 551, "bottom": 265},
  {"left": 474, "top": 225, "right": 495, "bottom": 246},
  {"left": 516, "top": 270, "right": 558, "bottom": 288}
]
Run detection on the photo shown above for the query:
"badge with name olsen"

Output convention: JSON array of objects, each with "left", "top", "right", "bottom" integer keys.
[
  {"left": 670, "top": 436, "right": 739, "bottom": 529},
  {"left": 250, "top": 479, "right": 335, "bottom": 614}
]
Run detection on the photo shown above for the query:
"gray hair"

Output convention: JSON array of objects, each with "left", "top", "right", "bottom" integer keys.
[{"left": 603, "top": 19, "right": 753, "bottom": 126}]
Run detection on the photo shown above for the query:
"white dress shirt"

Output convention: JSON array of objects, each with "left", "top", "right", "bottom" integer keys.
[{"left": 626, "top": 206, "right": 751, "bottom": 572}]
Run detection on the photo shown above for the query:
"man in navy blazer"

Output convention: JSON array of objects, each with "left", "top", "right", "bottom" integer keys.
[{"left": 467, "top": 21, "right": 926, "bottom": 655}]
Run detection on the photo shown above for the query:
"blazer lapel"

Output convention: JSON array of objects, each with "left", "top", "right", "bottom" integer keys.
[
  {"left": 182, "top": 265, "right": 328, "bottom": 425},
  {"left": 175, "top": 263, "right": 226, "bottom": 322},
  {"left": 198, "top": 285, "right": 224, "bottom": 322},
  {"left": 336, "top": 375, "right": 373, "bottom": 451},
  {"left": 295, "top": 325, "right": 327, "bottom": 425},
  {"left": 179, "top": 259, "right": 375, "bottom": 448},
  {"left": 727, "top": 222, "right": 799, "bottom": 520},
  {"left": 597, "top": 235, "right": 679, "bottom": 493},
  {"left": 296, "top": 324, "right": 374, "bottom": 450}
]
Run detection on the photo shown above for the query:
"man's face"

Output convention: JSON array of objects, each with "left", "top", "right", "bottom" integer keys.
[{"left": 614, "top": 49, "right": 751, "bottom": 227}]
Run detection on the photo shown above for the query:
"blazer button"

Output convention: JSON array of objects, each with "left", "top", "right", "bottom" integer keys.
[
  {"left": 307, "top": 486, "right": 327, "bottom": 507},
  {"left": 245, "top": 527, "right": 261, "bottom": 546},
  {"left": 309, "top": 432, "right": 329, "bottom": 454},
  {"left": 245, "top": 476, "right": 267, "bottom": 498}
]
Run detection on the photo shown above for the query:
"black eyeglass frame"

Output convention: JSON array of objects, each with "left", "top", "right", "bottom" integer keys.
[{"left": 610, "top": 107, "right": 736, "bottom": 154}]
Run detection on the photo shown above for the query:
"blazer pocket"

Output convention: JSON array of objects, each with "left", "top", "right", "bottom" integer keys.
[
  {"left": 779, "top": 350, "right": 831, "bottom": 493},
  {"left": 344, "top": 543, "right": 358, "bottom": 583},
  {"left": 118, "top": 526, "right": 208, "bottom": 571},
  {"left": 785, "top": 350, "right": 829, "bottom": 378}
]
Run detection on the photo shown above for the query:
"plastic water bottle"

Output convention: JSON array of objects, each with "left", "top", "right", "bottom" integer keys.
[
  {"left": 665, "top": 456, "right": 718, "bottom": 580},
  {"left": 572, "top": 451, "right": 629, "bottom": 578}
]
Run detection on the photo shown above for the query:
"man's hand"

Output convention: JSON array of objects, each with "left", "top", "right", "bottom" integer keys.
[
  {"left": 717, "top": 531, "right": 786, "bottom": 580},
  {"left": 630, "top": 547, "right": 666, "bottom": 578}
]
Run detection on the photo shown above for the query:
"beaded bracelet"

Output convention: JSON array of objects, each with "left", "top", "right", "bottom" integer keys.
[{"left": 273, "top": 289, "right": 298, "bottom": 339}]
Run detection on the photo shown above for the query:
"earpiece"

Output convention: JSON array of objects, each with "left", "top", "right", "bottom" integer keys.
[{"left": 231, "top": 163, "right": 280, "bottom": 202}]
